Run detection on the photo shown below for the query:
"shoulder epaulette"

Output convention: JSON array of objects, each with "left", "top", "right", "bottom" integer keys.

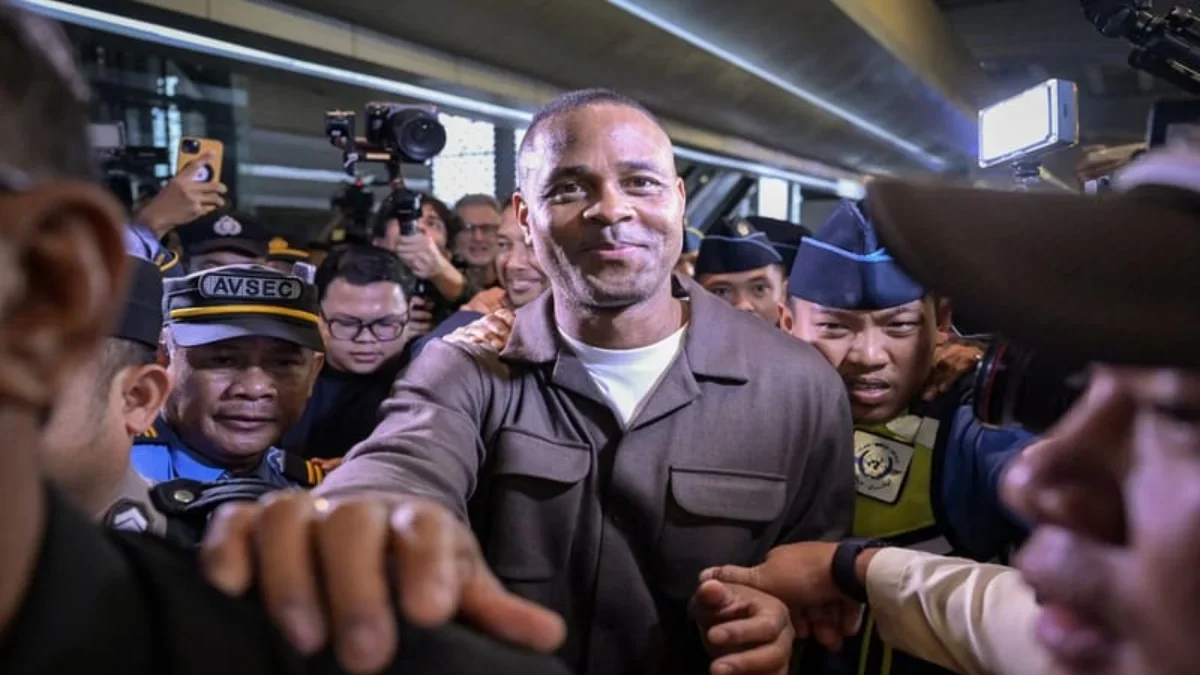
[{"left": 279, "top": 451, "right": 324, "bottom": 488}]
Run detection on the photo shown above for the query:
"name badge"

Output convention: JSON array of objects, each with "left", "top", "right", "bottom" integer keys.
[
  {"left": 854, "top": 430, "right": 915, "bottom": 505},
  {"left": 200, "top": 274, "right": 303, "bottom": 301}
]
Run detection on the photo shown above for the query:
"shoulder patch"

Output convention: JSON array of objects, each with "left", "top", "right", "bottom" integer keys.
[
  {"left": 443, "top": 308, "right": 516, "bottom": 353},
  {"left": 104, "top": 499, "right": 151, "bottom": 533}
]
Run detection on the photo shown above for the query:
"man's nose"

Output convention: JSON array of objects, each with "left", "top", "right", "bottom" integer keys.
[
  {"left": 844, "top": 331, "right": 888, "bottom": 368},
  {"left": 584, "top": 183, "right": 634, "bottom": 224},
  {"left": 1001, "top": 371, "right": 1132, "bottom": 543},
  {"left": 231, "top": 367, "right": 277, "bottom": 399},
  {"left": 731, "top": 292, "right": 756, "bottom": 314}
]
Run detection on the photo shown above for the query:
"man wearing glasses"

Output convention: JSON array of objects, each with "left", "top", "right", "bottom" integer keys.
[{"left": 282, "top": 244, "right": 433, "bottom": 461}]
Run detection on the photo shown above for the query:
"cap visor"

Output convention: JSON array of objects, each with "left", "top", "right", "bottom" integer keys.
[
  {"left": 865, "top": 180, "right": 1200, "bottom": 367},
  {"left": 169, "top": 316, "right": 323, "bottom": 352}
]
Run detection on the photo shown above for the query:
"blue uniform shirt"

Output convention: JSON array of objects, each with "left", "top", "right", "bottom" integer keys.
[{"left": 130, "top": 417, "right": 308, "bottom": 489}]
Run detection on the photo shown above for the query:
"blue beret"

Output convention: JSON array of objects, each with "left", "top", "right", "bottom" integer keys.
[
  {"left": 694, "top": 218, "right": 783, "bottom": 276},
  {"left": 788, "top": 201, "right": 925, "bottom": 310}
]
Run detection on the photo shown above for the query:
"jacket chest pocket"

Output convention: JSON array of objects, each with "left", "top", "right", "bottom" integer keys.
[
  {"left": 658, "top": 467, "right": 788, "bottom": 599},
  {"left": 483, "top": 428, "right": 591, "bottom": 582}
]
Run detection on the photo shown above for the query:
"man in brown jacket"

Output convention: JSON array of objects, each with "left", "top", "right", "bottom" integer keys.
[{"left": 200, "top": 88, "right": 854, "bottom": 675}]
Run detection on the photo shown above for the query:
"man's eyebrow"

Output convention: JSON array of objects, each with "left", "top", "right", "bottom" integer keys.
[
  {"left": 617, "top": 160, "right": 670, "bottom": 175},
  {"left": 544, "top": 166, "right": 591, "bottom": 184}
]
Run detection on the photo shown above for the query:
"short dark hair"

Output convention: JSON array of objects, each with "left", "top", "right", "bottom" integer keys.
[
  {"left": 96, "top": 337, "right": 158, "bottom": 388},
  {"left": 0, "top": 5, "right": 94, "bottom": 182},
  {"left": 314, "top": 244, "right": 406, "bottom": 302},
  {"left": 517, "top": 88, "right": 663, "bottom": 187},
  {"left": 454, "top": 193, "right": 502, "bottom": 214}
]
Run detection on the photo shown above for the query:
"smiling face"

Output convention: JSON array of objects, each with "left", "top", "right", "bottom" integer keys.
[
  {"left": 164, "top": 335, "right": 321, "bottom": 468},
  {"left": 494, "top": 204, "right": 548, "bottom": 308},
  {"left": 515, "top": 104, "right": 685, "bottom": 310}
]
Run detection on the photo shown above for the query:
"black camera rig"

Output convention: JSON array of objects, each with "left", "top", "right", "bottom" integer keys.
[{"left": 1083, "top": 0, "right": 1200, "bottom": 94}]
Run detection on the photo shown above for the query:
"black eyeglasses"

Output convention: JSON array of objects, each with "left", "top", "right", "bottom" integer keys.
[{"left": 322, "top": 314, "right": 408, "bottom": 342}]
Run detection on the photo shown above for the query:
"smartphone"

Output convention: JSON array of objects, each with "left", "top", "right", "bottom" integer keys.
[{"left": 176, "top": 137, "right": 224, "bottom": 183}]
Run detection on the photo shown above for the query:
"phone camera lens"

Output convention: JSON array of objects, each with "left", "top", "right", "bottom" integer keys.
[{"left": 182, "top": 139, "right": 201, "bottom": 154}]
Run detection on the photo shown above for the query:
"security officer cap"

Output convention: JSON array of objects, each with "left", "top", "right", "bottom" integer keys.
[
  {"left": 788, "top": 200, "right": 925, "bottom": 310},
  {"left": 744, "top": 215, "right": 811, "bottom": 272},
  {"left": 694, "top": 217, "right": 783, "bottom": 276},
  {"left": 268, "top": 237, "right": 310, "bottom": 264},
  {"left": 163, "top": 264, "right": 323, "bottom": 351},
  {"left": 115, "top": 256, "right": 165, "bottom": 349},
  {"left": 176, "top": 211, "right": 270, "bottom": 258}
]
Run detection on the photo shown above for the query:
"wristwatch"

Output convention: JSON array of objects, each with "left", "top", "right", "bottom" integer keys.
[{"left": 831, "top": 538, "right": 885, "bottom": 603}]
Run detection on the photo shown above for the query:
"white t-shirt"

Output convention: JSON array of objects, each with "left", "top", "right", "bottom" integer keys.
[{"left": 557, "top": 325, "right": 688, "bottom": 426}]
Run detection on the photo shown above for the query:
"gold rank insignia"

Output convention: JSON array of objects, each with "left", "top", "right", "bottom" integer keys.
[{"left": 736, "top": 220, "right": 751, "bottom": 237}]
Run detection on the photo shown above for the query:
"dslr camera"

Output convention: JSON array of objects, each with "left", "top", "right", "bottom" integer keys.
[
  {"left": 323, "top": 103, "right": 446, "bottom": 237},
  {"left": 89, "top": 122, "right": 169, "bottom": 209}
]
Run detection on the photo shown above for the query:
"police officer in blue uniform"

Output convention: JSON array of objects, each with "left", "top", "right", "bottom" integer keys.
[
  {"left": 177, "top": 211, "right": 271, "bottom": 273},
  {"left": 131, "top": 264, "right": 326, "bottom": 489},
  {"left": 781, "top": 201, "right": 1034, "bottom": 675},
  {"left": 693, "top": 216, "right": 808, "bottom": 324}
]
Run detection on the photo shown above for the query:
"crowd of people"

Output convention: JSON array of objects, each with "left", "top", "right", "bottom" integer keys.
[{"left": 2, "top": 4, "right": 1200, "bottom": 675}]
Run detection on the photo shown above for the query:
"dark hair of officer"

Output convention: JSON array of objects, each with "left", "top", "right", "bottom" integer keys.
[{"left": 315, "top": 244, "right": 406, "bottom": 302}]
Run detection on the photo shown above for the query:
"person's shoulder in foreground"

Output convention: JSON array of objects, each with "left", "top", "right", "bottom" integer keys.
[{"left": 1, "top": 487, "right": 575, "bottom": 675}]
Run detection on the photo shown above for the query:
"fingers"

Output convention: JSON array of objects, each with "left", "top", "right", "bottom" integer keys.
[
  {"left": 702, "top": 564, "right": 760, "bottom": 589},
  {"left": 710, "top": 631, "right": 793, "bottom": 675},
  {"left": 201, "top": 501, "right": 261, "bottom": 596},
  {"left": 315, "top": 500, "right": 398, "bottom": 675},
  {"left": 458, "top": 567, "right": 568, "bottom": 653},
  {"left": 1015, "top": 526, "right": 1129, "bottom": 628},
  {"left": 390, "top": 501, "right": 465, "bottom": 627},
  {"left": 707, "top": 612, "right": 786, "bottom": 650},
  {"left": 806, "top": 604, "right": 845, "bottom": 653},
  {"left": 253, "top": 492, "right": 328, "bottom": 656}
]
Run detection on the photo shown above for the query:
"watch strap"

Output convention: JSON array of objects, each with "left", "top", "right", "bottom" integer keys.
[{"left": 832, "top": 538, "right": 883, "bottom": 603}]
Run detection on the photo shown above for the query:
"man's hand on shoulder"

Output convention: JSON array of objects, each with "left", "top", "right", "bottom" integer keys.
[
  {"left": 200, "top": 491, "right": 566, "bottom": 674},
  {"left": 444, "top": 308, "right": 515, "bottom": 353},
  {"left": 690, "top": 579, "right": 795, "bottom": 675}
]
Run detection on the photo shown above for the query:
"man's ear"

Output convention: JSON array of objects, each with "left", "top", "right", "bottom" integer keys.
[
  {"left": 121, "top": 364, "right": 172, "bottom": 437},
  {"left": 776, "top": 301, "right": 795, "bottom": 334},
  {"left": 0, "top": 183, "right": 127, "bottom": 407},
  {"left": 514, "top": 192, "right": 533, "bottom": 246}
]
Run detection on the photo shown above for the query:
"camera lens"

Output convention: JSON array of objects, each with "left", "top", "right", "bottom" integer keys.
[
  {"left": 972, "top": 341, "right": 1088, "bottom": 433},
  {"left": 182, "top": 138, "right": 201, "bottom": 154},
  {"left": 392, "top": 110, "right": 447, "bottom": 163}
]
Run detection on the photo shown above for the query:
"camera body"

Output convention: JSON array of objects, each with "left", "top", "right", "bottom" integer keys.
[{"left": 323, "top": 103, "right": 447, "bottom": 173}]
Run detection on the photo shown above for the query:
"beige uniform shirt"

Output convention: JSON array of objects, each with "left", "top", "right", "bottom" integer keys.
[{"left": 866, "top": 548, "right": 1050, "bottom": 675}]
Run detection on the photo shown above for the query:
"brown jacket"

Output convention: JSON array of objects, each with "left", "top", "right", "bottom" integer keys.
[{"left": 318, "top": 275, "right": 854, "bottom": 675}]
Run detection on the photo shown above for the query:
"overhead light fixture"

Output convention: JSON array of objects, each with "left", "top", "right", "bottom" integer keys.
[
  {"left": 15, "top": 0, "right": 864, "bottom": 195},
  {"left": 602, "top": 0, "right": 950, "bottom": 172}
]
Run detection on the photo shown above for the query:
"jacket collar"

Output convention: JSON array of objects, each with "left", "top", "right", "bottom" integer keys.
[{"left": 500, "top": 273, "right": 751, "bottom": 383}]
